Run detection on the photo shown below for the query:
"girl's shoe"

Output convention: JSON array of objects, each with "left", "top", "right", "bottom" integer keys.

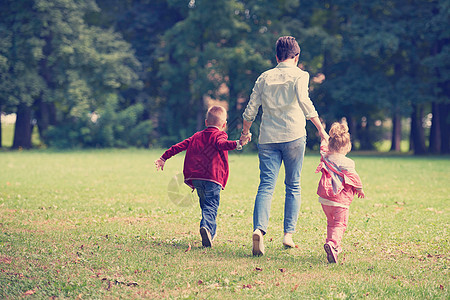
[
  {"left": 324, "top": 242, "right": 338, "bottom": 263},
  {"left": 200, "top": 227, "right": 212, "bottom": 247},
  {"left": 252, "top": 229, "right": 265, "bottom": 256}
]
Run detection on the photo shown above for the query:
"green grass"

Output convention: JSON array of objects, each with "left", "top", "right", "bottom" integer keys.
[
  {"left": 0, "top": 149, "right": 448, "bottom": 299},
  {"left": 1, "top": 124, "right": 42, "bottom": 148},
  {"left": 1, "top": 124, "right": 14, "bottom": 148}
]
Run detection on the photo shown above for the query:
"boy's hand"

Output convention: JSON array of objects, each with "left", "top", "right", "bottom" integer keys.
[
  {"left": 239, "top": 132, "right": 252, "bottom": 146},
  {"left": 154, "top": 158, "right": 165, "bottom": 171},
  {"left": 356, "top": 188, "right": 365, "bottom": 198}
]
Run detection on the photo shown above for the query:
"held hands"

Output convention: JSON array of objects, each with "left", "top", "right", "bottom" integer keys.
[
  {"left": 154, "top": 158, "right": 165, "bottom": 171},
  {"left": 239, "top": 131, "right": 252, "bottom": 147},
  {"left": 356, "top": 188, "right": 365, "bottom": 198}
]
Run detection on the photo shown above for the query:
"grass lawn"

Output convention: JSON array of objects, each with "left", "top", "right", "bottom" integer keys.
[
  {"left": 0, "top": 149, "right": 448, "bottom": 299},
  {"left": 1, "top": 123, "right": 42, "bottom": 149}
]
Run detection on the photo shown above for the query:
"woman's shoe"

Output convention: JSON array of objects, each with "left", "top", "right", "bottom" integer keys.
[
  {"left": 252, "top": 229, "right": 265, "bottom": 256},
  {"left": 282, "top": 233, "right": 296, "bottom": 248}
]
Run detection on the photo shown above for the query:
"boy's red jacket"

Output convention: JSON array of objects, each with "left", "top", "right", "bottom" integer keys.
[{"left": 161, "top": 127, "right": 237, "bottom": 189}]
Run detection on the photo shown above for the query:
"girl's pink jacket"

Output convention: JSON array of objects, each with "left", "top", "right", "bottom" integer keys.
[
  {"left": 161, "top": 127, "right": 237, "bottom": 189},
  {"left": 315, "top": 144, "right": 363, "bottom": 206}
]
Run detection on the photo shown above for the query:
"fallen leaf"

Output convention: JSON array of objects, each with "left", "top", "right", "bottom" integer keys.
[
  {"left": 23, "top": 290, "right": 35, "bottom": 296},
  {"left": 243, "top": 284, "right": 252, "bottom": 289},
  {"left": 255, "top": 267, "right": 262, "bottom": 271},
  {"left": 440, "top": 285, "right": 444, "bottom": 290},
  {"left": 291, "top": 284, "right": 299, "bottom": 291},
  {"left": 197, "top": 280, "right": 203, "bottom": 285},
  {"left": 185, "top": 243, "right": 191, "bottom": 252}
]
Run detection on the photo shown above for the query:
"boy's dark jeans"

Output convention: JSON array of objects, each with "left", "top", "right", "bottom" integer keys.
[{"left": 192, "top": 180, "right": 221, "bottom": 238}]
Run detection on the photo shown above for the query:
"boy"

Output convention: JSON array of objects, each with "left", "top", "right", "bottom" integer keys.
[{"left": 155, "top": 106, "right": 247, "bottom": 247}]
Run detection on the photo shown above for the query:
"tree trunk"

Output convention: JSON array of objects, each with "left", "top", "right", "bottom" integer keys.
[
  {"left": 0, "top": 109, "right": 2, "bottom": 149},
  {"left": 227, "top": 78, "right": 242, "bottom": 139},
  {"left": 410, "top": 104, "right": 427, "bottom": 155},
  {"left": 429, "top": 102, "right": 441, "bottom": 154},
  {"left": 346, "top": 115, "right": 357, "bottom": 137},
  {"left": 35, "top": 98, "right": 57, "bottom": 144},
  {"left": 390, "top": 112, "right": 402, "bottom": 151},
  {"left": 12, "top": 104, "right": 33, "bottom": 149},
  {"left": 359, "top": 117, "right": 375, "bottom": 151},
  {"left": 0, "top": 106, "right": 3, "bottom": 148},
  {"left": 440, "top": 103, "right": 450, "bottom": 154}
]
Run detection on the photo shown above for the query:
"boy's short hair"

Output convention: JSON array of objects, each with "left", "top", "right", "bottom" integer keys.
[
  {"left": 276, "top": 36, "right": 300, "bottom": 61},
  {"left": 206, "top": 105, "right": 227, "bottom": 126}
]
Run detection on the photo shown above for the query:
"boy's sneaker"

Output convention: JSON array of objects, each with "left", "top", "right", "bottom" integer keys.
[
  {"left": 252, "top": 229, "right": 265, "bottom": 256},
  {"left": 282, "top": 233, "right": 296, "bottom": 248},
  {"left": 324, "top": 242, "right": 338, "bottom": 263},
  {"left": 200, "top": 227, "right": 212, "bottom": 247}
]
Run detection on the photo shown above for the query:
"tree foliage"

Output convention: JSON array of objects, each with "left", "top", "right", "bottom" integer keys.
[{"left": 1, "top": 0, "right": 448, "bottom": 154}]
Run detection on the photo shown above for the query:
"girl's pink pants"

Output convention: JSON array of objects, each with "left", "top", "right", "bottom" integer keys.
[{"left": 321, "top": 204, "right": 349, "bottom": 253}]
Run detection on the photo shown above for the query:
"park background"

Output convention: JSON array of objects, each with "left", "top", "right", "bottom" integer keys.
[
  {"left": 1, "top": 1, "right": 449, "bottom": 299},
  {"left": 1, "top": 0, "right": 449, "bottom": 154}
]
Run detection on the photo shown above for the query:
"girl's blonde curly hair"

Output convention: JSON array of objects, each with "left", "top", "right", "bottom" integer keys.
[{"left": 328, "top": 122, "right": 352, "bottom": 154}]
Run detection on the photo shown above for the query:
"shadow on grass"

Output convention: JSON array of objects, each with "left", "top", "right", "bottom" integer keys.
[{"left": 145, "top": 237, "right": 326, "bottom": 267}]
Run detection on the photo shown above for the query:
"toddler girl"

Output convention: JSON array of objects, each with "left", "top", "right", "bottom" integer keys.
[{"left": 315, "top": 122, "right": 365, "bottom": 263}]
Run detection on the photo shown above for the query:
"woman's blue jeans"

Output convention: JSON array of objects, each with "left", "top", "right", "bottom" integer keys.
[
  {"left": 253, "top": 137, "right": 306, "bottom": 234},
  {"left": 192, "top": 180, "right": 221, "bottom": 238}
]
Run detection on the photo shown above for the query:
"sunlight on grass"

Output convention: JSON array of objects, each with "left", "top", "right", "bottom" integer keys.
[
  {"left": 1, "top": 124, "right": 42, "bottom": 148},
  {"left": 0, "top": 150, "right": 448, "bottom": 298}
]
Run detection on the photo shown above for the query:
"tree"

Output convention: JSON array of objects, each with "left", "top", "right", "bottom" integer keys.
[
  {"left": 93, "top": 0, "right": 184, "bottom": 144},
  {"left": 425, "top": 0, "right": 450, "bottom": 154},
  {"left": 298, "top": 0, "right": 449, "bottom": 154},
  {"left": 0, "top": 0, "right": 47, "bottom": 148},
  {"left": 158, "top": 0, "right": 269, "bottom": 145},
  {"left": 0, "top": 0, "right": 142, "bottom": 149}
]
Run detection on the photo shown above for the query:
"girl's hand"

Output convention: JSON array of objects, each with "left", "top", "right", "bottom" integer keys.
[
  {"left": 155, "top": 158, "right": 165, "bottom": 171},
  {"left": 356, "top": 188, "right": 365, "bottom": 198}
]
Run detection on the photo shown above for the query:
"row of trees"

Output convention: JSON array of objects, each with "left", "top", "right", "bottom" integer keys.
[{"left": 1, "top": 0, "right": 449, "bottom": 154}]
